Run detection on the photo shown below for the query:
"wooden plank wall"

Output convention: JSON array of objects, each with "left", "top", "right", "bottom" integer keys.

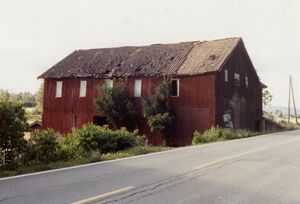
[
  {"left": 43, "top": 74, "right": 216, "bottom": 145},
  {"left": 215, "top": 40, "right": 263, "bottom": 131}
]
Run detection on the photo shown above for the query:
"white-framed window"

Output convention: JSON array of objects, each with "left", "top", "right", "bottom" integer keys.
[
  {"left": 171, "top": 79, "right": 179, "bottom": 97},
  {"left": 79, "top": 80, "right": 87, "bottom": 97},
  {"left": 234, "top": 73, "right": 240, "bottom": 86},
  {"left": 245, "top": 76, "right": 249, "bottom": 88},
  {"left": 225, "top": 69, "right": 228, "bottom": 82},
  {"left": 105, "top": 79, "right": 113, "bottom": 89},
  {"left": 55, "top": 81, "right": 63, "bottom": 98},
  {"left": 134, "top": 79, "right": 142, "bottom": 97}
]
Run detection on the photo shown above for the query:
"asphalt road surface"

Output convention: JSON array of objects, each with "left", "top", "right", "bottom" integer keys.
[{"left": 1, "top": 130, "right": 300, "bottom": 204}]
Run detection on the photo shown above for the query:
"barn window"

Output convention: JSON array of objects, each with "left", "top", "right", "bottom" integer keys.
[
  {"left": 234, "top": 73, "right": 240, "bottom": 86},
  {"left": 245, "top": 76, "right": 249, "bottom": 87},
  {"left": 134, "top": 79, "right": 142, "bottom": 97},
  {"left": 79, "top": 80, "right": 87, "bottom": 97},
  {"left": 225, "top": 69, "right": 228, "bottom": 82},
  {"left": 105, "top": 79, "right": 113, "bottom": 89},
  {"left": 55, "top": 81, "right": 63, "bottom": 98},
  {"left": 171, "top": 79, "right": 179, "bottom": 97}
]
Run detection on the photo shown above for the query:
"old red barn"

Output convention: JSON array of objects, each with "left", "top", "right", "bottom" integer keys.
[{"left": 38, "top": 37, "right": 263, "bottom": 145}]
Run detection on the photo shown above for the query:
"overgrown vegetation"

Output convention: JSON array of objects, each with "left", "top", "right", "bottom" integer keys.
[
  {"left": 95, "top": 81, "right": 136, "bottom": 129},
  {"left": 192, "top": 127, "right": 257, "bottom": 145},
  {"left": 0, "top": 145, "right": 170, "bottom": 178},
  {"left": 23, "top": 129, "right": 60, "bottom": 164},
  {"left": 0, "top": 100, "right": 29, "bottom": 166},
  {"left": 0, "top": 123, "right": 170, "bottom": 178},
  {"left": 65, "top": 124, "right": 146, "bottom": 156},
  {"left": 262, "top": 89, "right": 273, "bottom": 109},
  {"left": 0, "top": 83, "right": 44, "bottom": 127},
  {"left": 278, "top": 120, "right": 300, "bottom": 130},
  {"left": 0, "top": 83, "right": 43, "bottom": 110},
  {"left": 143, "top": 80, "right": 174, "bottom": 145}
]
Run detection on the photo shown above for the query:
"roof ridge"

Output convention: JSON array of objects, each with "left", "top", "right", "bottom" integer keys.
[
  {"left": 38, "top": 37, "right": 244, "bottom": 79},
  {"left": 71, "top": 38, "right": 241, "bottom": 53}
]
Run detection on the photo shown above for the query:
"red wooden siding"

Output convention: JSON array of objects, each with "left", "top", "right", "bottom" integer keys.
[
  {"left": 42, "top": 74, "right": 216, "bottom": 145},
  {"left": 169, "top": 74, "right": 216, "bottom": 145}
]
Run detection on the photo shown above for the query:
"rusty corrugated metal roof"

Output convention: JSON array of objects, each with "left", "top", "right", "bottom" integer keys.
[{"left": 38, "top": 37, "right": 241, "bottom": 79}]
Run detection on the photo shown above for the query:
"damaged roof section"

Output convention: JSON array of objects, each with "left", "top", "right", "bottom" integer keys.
[{"left": 39, "top": 37, "right": 241, "bottom": 79}]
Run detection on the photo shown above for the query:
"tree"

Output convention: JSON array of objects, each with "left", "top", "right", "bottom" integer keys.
[
  {"left": 0, "top": 100, "right": 28, "bottom": 164},
  {"left": 263, "top": 89, "right": 272, "bottom": 109},
  {"left": 95, "top": 81, "right": 136, "bottom": 129},
  {"left": 35, "top": 82, "right": 44, "bottom": 113},
  {"left": 0, "top": 89, "right": 10, "bottom": 101},
  {"left": 0, "top": 89, "right": 36, "bottom": 108},
  {"left": 142, "top": 80, "right": 174, "bottom": 145}
]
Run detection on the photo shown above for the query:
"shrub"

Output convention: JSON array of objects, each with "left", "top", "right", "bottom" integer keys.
[
  {"left": 192, "top": 127, "right": 223, "bottom": 144},
  {"left": 68, "top": 124, "right": 145, "bottom": 154},
  {"left": 143, "top": 80, "right": 174, "bottom": 145},
  {"left": 192, "top": 127, "right": 252, "bottom": 145},
  {"left": 234, "top": 129, "right": 251, "bottom": 139},
  {"left": 0, "top": 149, "right": 4, "bottom": 164},
  {"left": 0, "top": 100, "right": 29, "bottom": 164},
  {"left": 25, "top": 129, "right": 60, "bottom": 164},
  {"left": 60, "top": 131, "right": 86, "bottom": 160}
]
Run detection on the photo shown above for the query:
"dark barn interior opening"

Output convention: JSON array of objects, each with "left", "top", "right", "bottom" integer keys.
[{"left": 93, "top": 116, "right": 108, "bottom": 126}]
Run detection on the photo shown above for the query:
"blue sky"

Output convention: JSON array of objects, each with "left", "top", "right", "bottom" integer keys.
[{"left": 0, "top": 0, "right": 299, "bottom": 107}]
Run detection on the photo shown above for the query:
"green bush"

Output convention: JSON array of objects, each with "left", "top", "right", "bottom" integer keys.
[
  {"left": 192, "top": 127, "right": 223, "bottom": 144},
  {"left": 234, "top": 129, "right": 251, "bottom": 139},
  {"left": 24, "top": 129, "right": 60, "bottom": 164},
  {"left": 0, "top": 100, "right": 28, "bottom": 164},
  {"left": 192, "top": 127, "right": 252, "bottom": 145},
  {"left": 59, "top": 131, "right": 86, "bottom": 160},
  {"left": 68, "top": 124, "right": 145, "bottom": 154},
  {"left": 142, "top": 80, "right": 174, "bottom": 145}
]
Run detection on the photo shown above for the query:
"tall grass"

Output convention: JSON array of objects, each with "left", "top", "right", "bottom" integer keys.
[{"left": 192, "top": 127, "right": 257, "bottom": 145}]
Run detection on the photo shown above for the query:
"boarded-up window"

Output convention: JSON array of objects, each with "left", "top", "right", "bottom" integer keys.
[
  {"left": 79, "top": 80, "right": 87, "bottom": 97},
  {"left": 105, "top": 79, "right": 113, "bottom": 89},
  {"left": 171, "top": 79, "right": 179, "bottom": 97},
  {"left": 245, "top": 76, "right": 249, "bottom": 87},
  {"left": 55, "top": 81, "right": 62, "bottom": 98},
  {"left": 225, "top": 69, "right": 228, "bottom": 82},
  {"left": 234, "top": 73, "right": 240, "bottom": 86},
  {"left": 134, "top": 79, "right": 142, "bottom": 97}
]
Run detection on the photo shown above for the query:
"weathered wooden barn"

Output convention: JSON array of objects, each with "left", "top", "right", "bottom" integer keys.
[{"left": 38, "top": 37, "right": 263, "bottom": 145}]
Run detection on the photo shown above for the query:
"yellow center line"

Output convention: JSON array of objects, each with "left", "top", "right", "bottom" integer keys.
[
  {"left": 72, "top": 186, "right": 134, "bottom": 204},
  {"left": 193, "top": 137, "right": 300, "bottom": 171}
]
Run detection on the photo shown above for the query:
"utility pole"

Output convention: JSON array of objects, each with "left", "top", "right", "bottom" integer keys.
[
  {"left": 288, "top": 75, "right": 291, "bottom": 123},
  {"left": 288, "top": 75, "right": 298, "bottom": 124}
]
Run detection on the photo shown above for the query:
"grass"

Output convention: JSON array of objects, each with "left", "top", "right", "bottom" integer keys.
[
  {"left": 101, "top": 146, "right": 171, "bottom": 160},
  {"left": 191, "top": 126, "right": 297, "bottom": 146},
  {"left": 0, "top": 146, "right": 171, "bottom": 178}
]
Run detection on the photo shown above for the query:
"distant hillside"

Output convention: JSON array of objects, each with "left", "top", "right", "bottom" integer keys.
[{"left": 266, "top": 106, "right": 300, "bottom": 116}]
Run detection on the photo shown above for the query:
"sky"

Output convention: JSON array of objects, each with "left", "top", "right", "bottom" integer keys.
[{"left": 0, "top": 0, "right": 299, "bottom": 107}]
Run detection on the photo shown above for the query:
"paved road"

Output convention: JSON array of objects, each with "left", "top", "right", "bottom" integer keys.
[{"left": 1, "top": 130, "right": 300, "bottom": 204}]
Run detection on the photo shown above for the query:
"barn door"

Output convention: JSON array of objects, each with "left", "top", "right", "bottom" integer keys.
[{"left": 174, "top": 108, "right": 209, "bottom": 145}]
